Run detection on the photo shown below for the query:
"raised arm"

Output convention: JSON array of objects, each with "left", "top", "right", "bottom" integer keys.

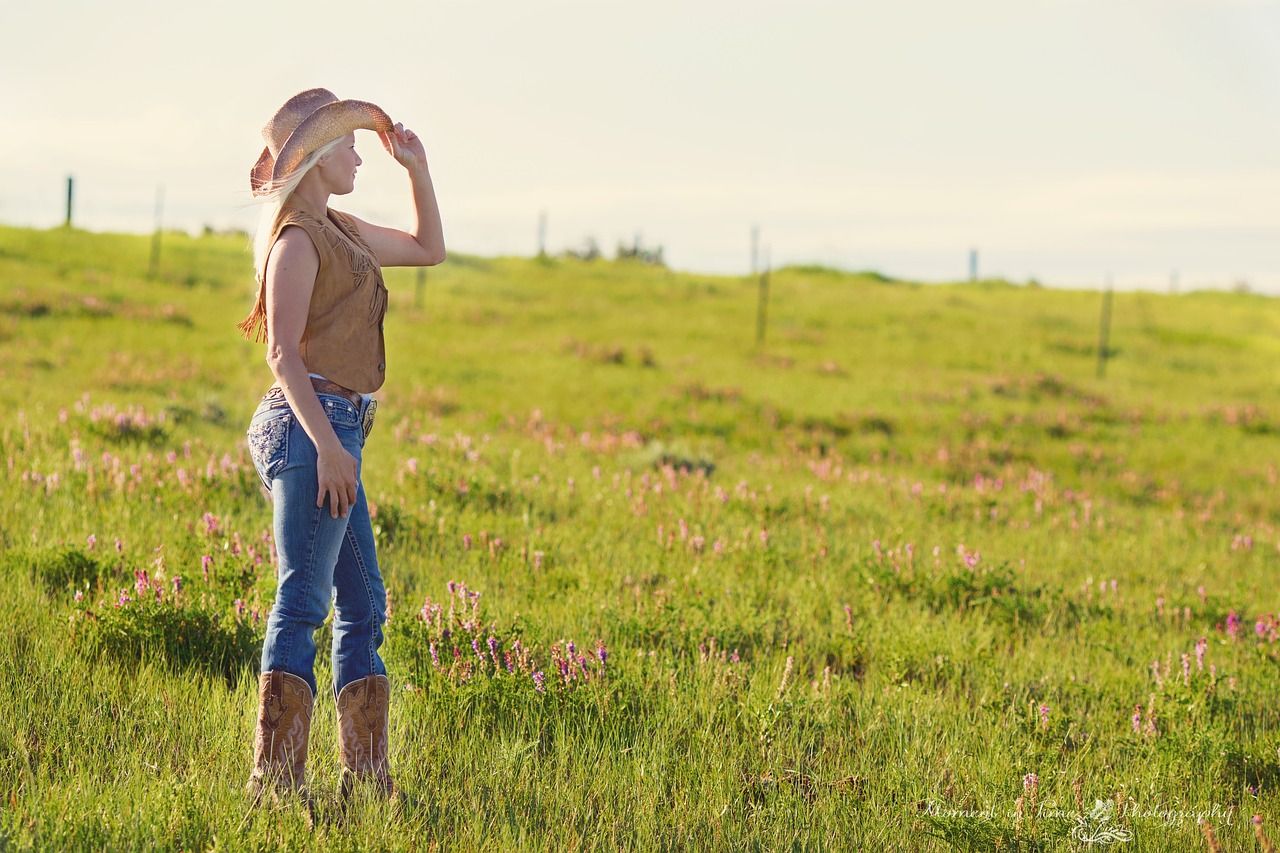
[
  {"left": 344, "top": 122, "right": 445, "bottom": 268},
  {"left": 264, "top": 226, "right": 359, "bottom": 518}
]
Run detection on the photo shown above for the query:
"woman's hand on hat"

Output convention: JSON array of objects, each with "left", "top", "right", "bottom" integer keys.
[{"left": 379, "top": 122, "right": 427, "bottom": 172}]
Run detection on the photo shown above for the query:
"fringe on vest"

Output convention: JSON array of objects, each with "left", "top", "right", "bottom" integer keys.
[
  {"left": 330, "top": 213, "right": 389, "bottom": 324},
  {"left": 235, "top": 281, "right": 269, "bottom": 343}
]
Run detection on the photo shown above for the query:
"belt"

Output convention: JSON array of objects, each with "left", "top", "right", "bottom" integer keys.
[
  {"left": 263, "top": 378, "right": 376, "bottom": 439},
  {"left": 307, "top": 376, "right": 361, "bottom": 407},
  {"left": 308, "top": 377, "right": 378, "bottom": 440}
]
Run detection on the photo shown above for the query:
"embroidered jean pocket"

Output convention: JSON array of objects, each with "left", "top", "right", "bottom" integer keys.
[{"left": 246, "top": 412, "right": 292, "bottom": 486}]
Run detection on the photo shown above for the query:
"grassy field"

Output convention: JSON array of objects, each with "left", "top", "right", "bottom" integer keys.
[{"left": 1, "top": 222, "right": 1279, "bottom": 850}]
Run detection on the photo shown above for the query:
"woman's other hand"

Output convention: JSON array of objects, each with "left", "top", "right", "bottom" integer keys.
[
  {"left": 316, "top": 441, "right": 359, "bottom": 519},
  {"left": 379, "top": 122, "right": 428, "bottom": 173}
]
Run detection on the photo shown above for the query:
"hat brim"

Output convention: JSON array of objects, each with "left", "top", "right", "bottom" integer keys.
[
  {"left": 250, "top": 99, "right": 394, "bottom": 197},
  {"left": 249, "top": 146, "right": 276, "bottom": 196}
]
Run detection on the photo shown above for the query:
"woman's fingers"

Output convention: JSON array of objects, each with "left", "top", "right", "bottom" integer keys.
[{"left": 316, "top": 482, "right": 352, "bottom": 519}]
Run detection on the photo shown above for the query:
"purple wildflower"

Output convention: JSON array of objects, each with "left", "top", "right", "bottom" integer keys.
[{"left": 532, "top": 671, "right": 546, "bottom": 693}]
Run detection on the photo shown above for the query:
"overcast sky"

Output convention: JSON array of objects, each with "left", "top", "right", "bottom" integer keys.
[{"left": 4, "top": 0, "right": 1279, "bottom": 290}]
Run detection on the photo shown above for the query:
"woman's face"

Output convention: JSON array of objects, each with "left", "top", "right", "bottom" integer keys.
[{"left": 319, "top": 133, "right": 362, "bottom": 195}]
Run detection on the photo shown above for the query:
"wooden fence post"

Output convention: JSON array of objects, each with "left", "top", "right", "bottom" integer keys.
[
  {"left": 148, "top": 184, "right": 164, "bottom": 279},
  {"left": 756, "top": 247, "right": 771, "bottom": 347},
  {"left": 1096, "top": 277, "right": 1114, "bottom": 378}
]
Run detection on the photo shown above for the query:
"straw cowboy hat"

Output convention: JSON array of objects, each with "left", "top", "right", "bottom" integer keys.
[{"left": 250, "top": 88, "right": 394, "bottom": 196}]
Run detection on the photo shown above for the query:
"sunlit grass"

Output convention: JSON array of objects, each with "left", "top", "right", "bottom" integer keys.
[{"left": 1, "top": 222, "right": 1278, "bottom": 849}]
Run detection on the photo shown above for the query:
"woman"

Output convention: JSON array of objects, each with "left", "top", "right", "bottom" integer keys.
[{"left": 235, "top": 87, "right": 444, "bottom": 811}]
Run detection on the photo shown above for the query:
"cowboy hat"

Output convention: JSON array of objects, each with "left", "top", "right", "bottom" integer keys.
[{"left": 250, "top": 88, "right": 394, "bottom": 196}]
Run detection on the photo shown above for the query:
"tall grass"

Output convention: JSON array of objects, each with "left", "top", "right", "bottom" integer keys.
[{"left": 0, "top": 223, "right": 1278, "bottom": 849}]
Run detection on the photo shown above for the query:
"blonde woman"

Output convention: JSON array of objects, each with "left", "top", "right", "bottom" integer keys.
[{"left": 235, "top": 88, "right": 443, "bottom": 814}]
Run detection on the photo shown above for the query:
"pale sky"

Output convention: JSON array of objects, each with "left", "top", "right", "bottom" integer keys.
[{"left": 4, "top": 0, "right": 1279, "bottom": 291}]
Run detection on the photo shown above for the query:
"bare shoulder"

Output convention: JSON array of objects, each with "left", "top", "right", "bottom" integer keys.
[
  {"left": 265, "top": 224, "right": 321, "bottom": 285},
  {"left": 270, "top": 224, "right": 321, "bottom": 269}
]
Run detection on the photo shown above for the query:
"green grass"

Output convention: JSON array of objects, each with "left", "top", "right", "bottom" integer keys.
[{"left": 1, "top": 222, "right": 1278, "bottom": 850}]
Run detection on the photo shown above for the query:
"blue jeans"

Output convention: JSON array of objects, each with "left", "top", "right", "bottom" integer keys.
[{"left": 245, "top": 385, "right": 387, "bottom": 702}]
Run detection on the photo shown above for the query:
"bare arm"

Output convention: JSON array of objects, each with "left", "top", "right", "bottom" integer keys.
[
  {"left": 344, "top": 165, "right": 445, "bottom": 267},
  {"left": 263, "top": 226, "right": 359, "bottom": 518},
  {"left": 344, "top": 122, "right": 444, "bottom": 267}
]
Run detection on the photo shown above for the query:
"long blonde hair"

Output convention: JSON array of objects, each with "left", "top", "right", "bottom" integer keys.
[
  {"left": 249, "top": 136, "right": 346, "bottom": 284},
  {"left": 235, "top": 136, "right": 346, "bottom": 343}
]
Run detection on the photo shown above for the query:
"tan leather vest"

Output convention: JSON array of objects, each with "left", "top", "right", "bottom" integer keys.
[{"left": 235, "top": 193, "right": 389, "bottom": 393}]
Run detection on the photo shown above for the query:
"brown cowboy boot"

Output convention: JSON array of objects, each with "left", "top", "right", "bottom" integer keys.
[
  {"left": 336, "top": 673, "right": 396, "bottom": 801},
  {"left": 245, "top": 670, "right": 315, "bottom": 813}
]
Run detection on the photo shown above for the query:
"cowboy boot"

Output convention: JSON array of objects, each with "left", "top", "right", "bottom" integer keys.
[
  {"left": 245, "top": 670, "right": 315, "bottom": 815},
  {"left": 336, "top": 673, "right": 396, "bottom": 801}
]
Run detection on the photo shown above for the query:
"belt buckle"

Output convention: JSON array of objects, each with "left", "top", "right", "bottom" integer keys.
[{"left": 361, "top": 397, "right": 378, "bottom": 439}]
